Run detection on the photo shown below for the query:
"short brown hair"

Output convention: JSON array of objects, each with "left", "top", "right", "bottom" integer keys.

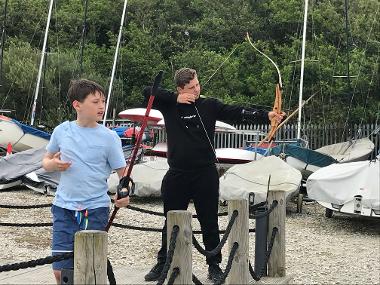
[
  {"left": 67, "top": 79, "right": 105, "bottom": 103},
  {"left": 174, "top": 68, "right": 197, "bottom": 88}
]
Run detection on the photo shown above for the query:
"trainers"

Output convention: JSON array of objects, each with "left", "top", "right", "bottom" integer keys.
[
  {"left": 208, "top": 263, "right": 223, "bottom": 283},
  {"left": 144, "top": 262, "right": 165, "bottom": 281}
]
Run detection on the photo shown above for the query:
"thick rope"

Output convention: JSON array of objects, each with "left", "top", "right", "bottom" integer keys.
[
  {"left": 167, "top": 267, "right": 180, "bottom": 285},
  {"left": 192, "top": 273, "right": 203, "bottom": 285},
  {"left": 249, "top": 200, "right": 278, "bottom": 219},
  {"left": 214, "top": 242, "right": 239, "bottom": 285},
  {"left": 0, "top": 203, "right": 52, "bottom": 209},
  {"left": 0, "top": 222, "right": 52, "bottom": 227},
  {"left": 0, "top": 252, "right": 73, "bottom": 273},
  {"left": 192, "top": 210, "right": 238, "bottom": 258},
  {"left": 248, "top": 227, "right": 279, "bottom": 281},
  {"left": 107, "top": 258, "right": 117, "bottom": 285},
  {"left": 156, "top": 225, "right": 180, "bottom": 285},
  {"left": 126, "top": 205, "right": 228, "bottom": 218}
]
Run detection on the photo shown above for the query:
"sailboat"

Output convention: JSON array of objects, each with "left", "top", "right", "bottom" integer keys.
[
  {"left": 307, "top": 157, "right": 380, "bottom": 218},
  {"left": 0, "top": 0, "right": 54, "bottom": 153}
]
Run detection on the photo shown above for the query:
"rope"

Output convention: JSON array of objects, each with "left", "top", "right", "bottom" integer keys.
[
  {"left": 192, "top": 210, "right": 238, "bottom": 258},
  {"left": 157, "top": 225, "right": 180, "bottom": 285},
  {"left": 192, "top": 273, "right": 203, "bottom": 285},
  {"left": 0, "top": 252, "right": 73, "bottom": 273},
  {"left": 214, "top": 242, "right": 239, "bottom": 285},
  {"left": 249, "top": 200, "right": 278, "bottom": 219},
  {"left": 112, "top": 222, "right": 162, "bottom": 232},
  {"left": 167, "top": 267, "right": 180, "bottom": 285},
  {"left": 126, "top": 205, "right": 228, "bottom": 218},
  {"left": 0, "top": 222, "right": 52, "bottom": 227},
  {"left": 107, "top": 259, "right": 117, "bottom": 285},
  {"left": 248, "top": 227, "right": 279, "bottom": 281},
  {"left": 0, "top": 203, "right": 52, "bottom": 209}
]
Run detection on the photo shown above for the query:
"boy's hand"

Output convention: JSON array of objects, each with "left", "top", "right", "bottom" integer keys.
[
  {"left": 114, "top": 191, "right": 130, "bottom": 208},
  {"left": 177, "top": 92, "right": 196, "bottom": 104},
  {"left": 52, "top": 152, "right": 72, "bottom": 171}
]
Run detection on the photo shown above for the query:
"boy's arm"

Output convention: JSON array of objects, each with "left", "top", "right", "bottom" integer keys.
[
  {"left": 42, "top": 152, "right": 71, "bottom": 172},
  {"left": 142, "top": 87, "right": 178, "bottom": 110}
]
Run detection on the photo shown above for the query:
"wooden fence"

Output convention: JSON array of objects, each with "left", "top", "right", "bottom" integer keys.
[{"left": 106, "top": 119, "right": 379, "bottom": 152}]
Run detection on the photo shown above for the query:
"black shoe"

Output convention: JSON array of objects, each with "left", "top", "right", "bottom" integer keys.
[
  {"left": 208, "top": 263, "right": 223, "bottom": 283},
  {"left": 144, "top": 262, "right": 165, "bottom": 281}
]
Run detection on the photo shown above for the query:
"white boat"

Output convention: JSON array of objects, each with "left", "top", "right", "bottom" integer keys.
[
  {"left": 306, "top": 159, "right": 380, "bottom": 218},
  {"left": 0, "top": 115, "right": 50, "bottom": 152},
  {"left": 108, "top": 159, "right": 169, "bottom": 197},
  {"left": 219, "top": 155, "right": 302, "bottom": 204},
  {"left": 118, "top": 108, "right": 163, "bottom": 124},
  {"left": 215, "top": 148, "right": 263, "bottom": 164},
  {"left": 315, "top": 137, "right": 375, "bottom": 163}
]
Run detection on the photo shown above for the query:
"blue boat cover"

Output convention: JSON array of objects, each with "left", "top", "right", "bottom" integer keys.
[
  {"left": 12, "top": 119, "right": 51, "bottom": 140},
  {"left": 269, "top": 144, "right": 337, "bottom": 167}
]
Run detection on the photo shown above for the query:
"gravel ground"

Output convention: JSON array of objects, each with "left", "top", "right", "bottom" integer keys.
[{"left": 0, "top": 186, "right": 379, "bottom": 284}]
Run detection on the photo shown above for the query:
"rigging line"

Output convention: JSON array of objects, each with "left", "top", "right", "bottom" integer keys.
[
  {"left": 78, "top": 0, "right": 89, "bottom": 77},
  {"left": 0, "top": 0, "right": 8, "bottom": 87},
  {"left": 201, "top": 44, "right": 239, "bottom": 88},
  {"left": 54, "top": 0, "right": 62, "bottom": 111},
  {"left": 359, "top": 50, "right": 379, "bottom": 127},
  {"left": 288, "top": 2, "right": 305, "bottom": 112},
  {"left": 341, "top": 4, "right": 379, "bottom": 140},
  {"left": 311, "top": 0, "right": 326, "bottom": 129}
]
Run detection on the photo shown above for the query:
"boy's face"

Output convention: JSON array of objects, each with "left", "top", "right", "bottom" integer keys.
[
  {"left": 73, "top": 91, "right": 106, "bottom": 121},
  {"left": 177, "top": 76, "right": 201, "bottom": 99}
]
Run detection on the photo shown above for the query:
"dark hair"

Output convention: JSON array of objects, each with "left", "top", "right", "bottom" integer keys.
[
  {"left": 174, "top": 68, "right": 197, "bottom": 88},
  {"left": 67, "top": 79, "right": 105, "bottom": 103}
]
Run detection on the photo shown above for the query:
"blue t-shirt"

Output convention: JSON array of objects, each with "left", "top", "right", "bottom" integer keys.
[{"left": 46, "top": 121, "right": 126, "bottom": 210}]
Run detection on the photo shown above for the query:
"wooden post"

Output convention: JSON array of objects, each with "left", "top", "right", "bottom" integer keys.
[
  {"left": 167, "top": 210, "right": 192, "bottom": 284},
  {"left": 74, "top": 230, "right": 108, "bottom": 284},
  {"left": 226, "top": 199, "right": 249, "bottom": 285},
  {"left": 267, "top": 191, "right": 286, "bottom": 277}
]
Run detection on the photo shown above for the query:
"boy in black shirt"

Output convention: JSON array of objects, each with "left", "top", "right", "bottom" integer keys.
[{"left": 144, "top": 68, "right": 284, "bottom": 282}]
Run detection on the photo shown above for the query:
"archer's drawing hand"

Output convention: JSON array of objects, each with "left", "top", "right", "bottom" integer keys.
[
  {"left": 177, "top": 92, "right": 196, "bottom": 104},
  {"left": 268, "top": 111, "right": 286, "bottom": 123},
  {"left": 52, "top": 152, "right": 72, "bottom": 171}
]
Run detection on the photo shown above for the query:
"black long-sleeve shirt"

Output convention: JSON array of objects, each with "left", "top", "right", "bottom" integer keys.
[{"left": 143, "top": 87, "right": 269, "bottom": 170}]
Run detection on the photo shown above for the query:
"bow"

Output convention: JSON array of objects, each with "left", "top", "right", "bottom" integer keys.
[{"left": 246, "top": 32, "right": 283, "bottom": 146}]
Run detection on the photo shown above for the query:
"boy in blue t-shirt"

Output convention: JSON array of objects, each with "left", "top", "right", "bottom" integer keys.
[{"left": 42, "top": 79, "right": 130, "bottom": 284}]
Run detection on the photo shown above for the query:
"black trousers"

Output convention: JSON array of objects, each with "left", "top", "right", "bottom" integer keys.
[{"left": 157, "top": 165, "right": 222, "bottom": 265}]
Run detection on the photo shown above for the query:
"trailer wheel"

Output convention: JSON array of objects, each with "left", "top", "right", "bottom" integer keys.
[
  {"left": 325, "top": 208, "right": 333, "bottom": 218},
  {"left": 297, "top": 193, "right": 303, "bottom": 213}
]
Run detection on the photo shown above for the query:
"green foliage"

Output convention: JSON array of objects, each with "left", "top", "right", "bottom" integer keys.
[{"left": 0, "top": 0, "right": 379, "bottom": 126}]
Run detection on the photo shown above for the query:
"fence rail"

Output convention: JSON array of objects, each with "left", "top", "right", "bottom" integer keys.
[{"left": 105, "top": 119, "right": 379, "bottom": 152}]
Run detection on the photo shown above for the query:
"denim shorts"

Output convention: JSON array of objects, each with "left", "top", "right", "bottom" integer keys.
[{"left": 51, "top": 205, "right": 109, "bottom": 270}]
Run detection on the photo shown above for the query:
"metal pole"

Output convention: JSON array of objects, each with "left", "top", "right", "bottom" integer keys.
[
  {"left": 30, "top": 0, "right": 54, "bottom": 126},
  {"left": 296, "top": 0, "right": 308, "bottom": 139},
  {"left": 254, "top": 205, "right": 268, "bottom": 276},
  {"left": 103, "top": 0, "right": 128, "bottom": 125}
]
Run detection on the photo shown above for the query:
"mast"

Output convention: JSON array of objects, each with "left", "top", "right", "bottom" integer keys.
[
  {"left": 103, "top": 0, "right": 128, "bottom": 126},
  {"left": 30, "top": 0, "right": 54, "bottom": 126},
  {"left": 0, "top": 0, "right": 9, "bottom": 88},
  {"left": 296, "top": 0, "right": 309, "bottom": 140}
]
